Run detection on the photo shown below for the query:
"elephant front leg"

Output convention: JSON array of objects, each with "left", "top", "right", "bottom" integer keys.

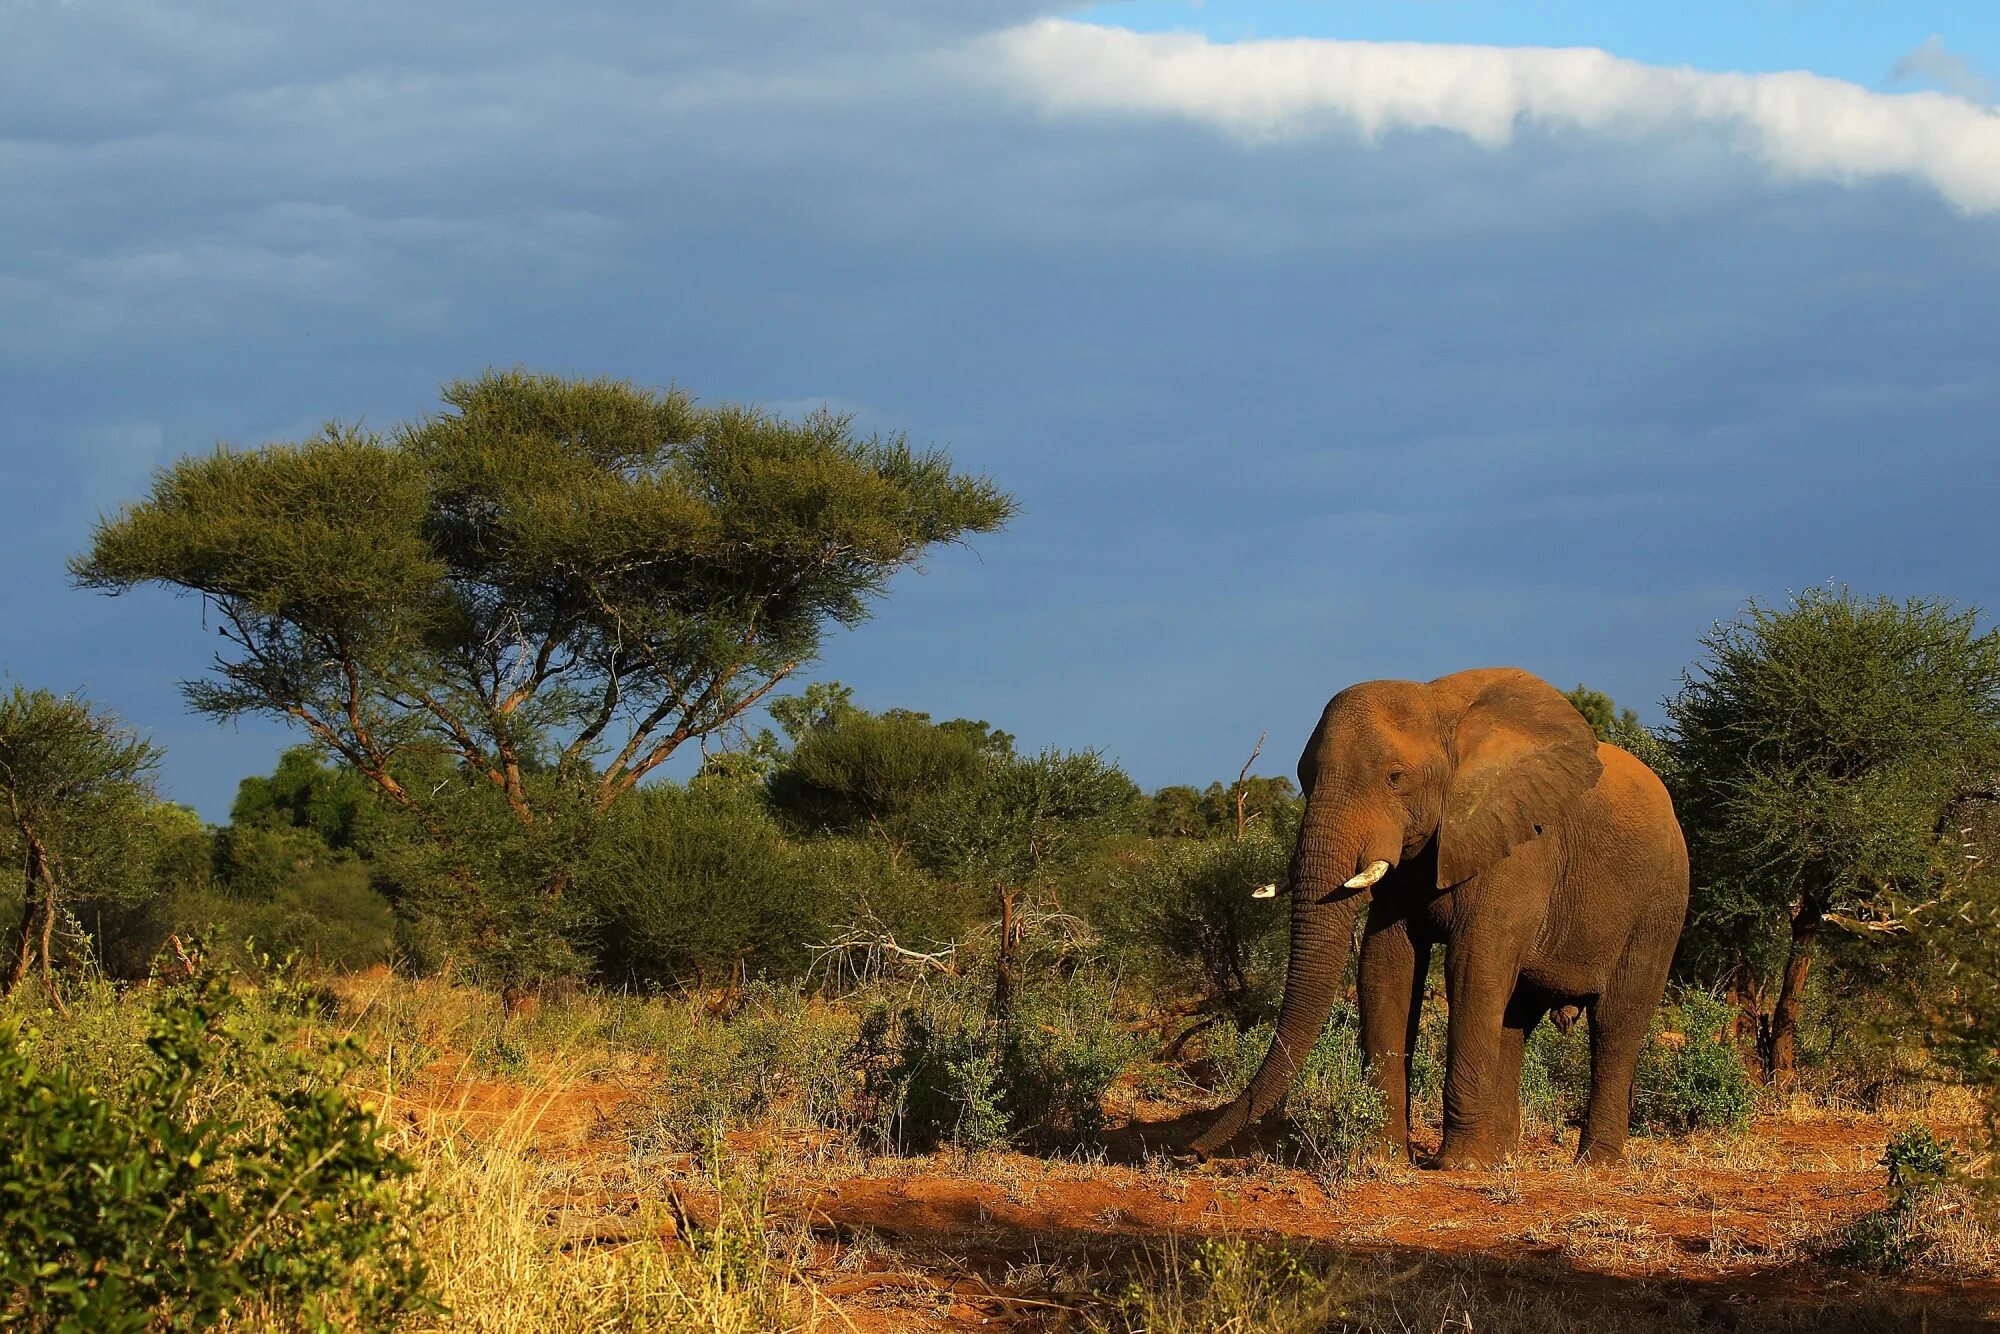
[
  {"left": 1358, "top": 908, "right": 1430, "bottom": 1161},
  {"left": 1433, "top": 946, "right": 1523, "bottom": 1170}
]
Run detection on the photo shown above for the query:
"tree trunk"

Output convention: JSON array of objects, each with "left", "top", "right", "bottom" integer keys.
[
  {"left": 1724, "top": 952, "right": 1770, "bottom": 1077},
  {"left": 4, "top": 860, "right": 35, "bottom": 996},
  {"left": 37, "top": 871, "right": 63, "bottom": 1015},
  {"left": 991, "top": 886, "right": 1019, "bottom": 1027},
  {"left": 1767, "top": 903, "right": 1822, "bottom": 1082}
]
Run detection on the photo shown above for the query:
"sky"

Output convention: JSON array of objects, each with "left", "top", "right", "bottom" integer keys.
[{"left": 2, "top": 1, "right": 1996, "bottom": 820}]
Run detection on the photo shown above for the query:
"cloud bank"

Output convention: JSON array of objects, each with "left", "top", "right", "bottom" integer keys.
[{"left": 979, "top": 20, "right": 2000, "bottom": 214}]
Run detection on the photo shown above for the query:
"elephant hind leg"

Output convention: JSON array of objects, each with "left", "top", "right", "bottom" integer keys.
[{"left": 1577, "top": 937, "right": 1674, "bottom": 1165}]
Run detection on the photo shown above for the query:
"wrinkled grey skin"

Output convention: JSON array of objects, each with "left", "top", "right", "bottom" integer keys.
[{"left": 1191, "top": 668, "right": 1688, "bottom": 1168}]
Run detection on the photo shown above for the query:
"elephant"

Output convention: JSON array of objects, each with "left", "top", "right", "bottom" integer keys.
[{"left": 1190, "top": 667, "right": 1688, "bottom": 1169}]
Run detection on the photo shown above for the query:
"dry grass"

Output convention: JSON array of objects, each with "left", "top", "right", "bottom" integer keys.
[
  {"left": 243, "top": 974, "right": 2000, "bottom": 1328},
  {"left": 380, "top": 1088, "right": 841, "bottom": 1333}
]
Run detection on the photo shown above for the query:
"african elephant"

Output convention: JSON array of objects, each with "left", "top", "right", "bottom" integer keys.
[{"left": 1190, "top": 668, "right": 1688, "bottom": 1168}]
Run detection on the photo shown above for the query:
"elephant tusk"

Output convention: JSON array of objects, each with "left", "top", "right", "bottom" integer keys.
[
  {"left": 1251, "top": 882, "right": 1278, "bottom": 899},
  {"left": 1343, "top": 860, "right": 1391, "bottom": 890}
]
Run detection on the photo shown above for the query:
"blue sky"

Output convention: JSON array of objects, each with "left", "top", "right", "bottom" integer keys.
[
  {"left": 2, "top": 2, "right": 1996, "bottom": 820},
  {"left": 1077, "top": 2, "right": 2000, "bottom": 89}
]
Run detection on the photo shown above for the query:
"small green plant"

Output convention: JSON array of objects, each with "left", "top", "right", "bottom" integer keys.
[
  {"left": 880, "top": 1006, "right": 1012, "bottom": 1152},
  {"left": 1633, "top": 989, "right": 1755, "bottom": 1134},
  {"left": 1521, "top": 1014, "right": 1591, "bottom": 1132},
  {"left": 0, "top": 963, "right": 430, "bottom": 1330},
  {"left": 1103, "top": 832, "right": 1290, "bottom": 1025},
  {"left": 1883, "top": 1124, "right": 1955, "bottom": 1195},
  {"left": 1092, "top": 1235, "right": 1382, "bottom": 1333},
  {"left": 1833, "top": 1126, "right": 1965, "bottom": 1271}
]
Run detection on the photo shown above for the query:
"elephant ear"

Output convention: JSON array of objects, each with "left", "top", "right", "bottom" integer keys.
[{"left": 1435, "top": 670, "right": 1604, "bottom": 889}]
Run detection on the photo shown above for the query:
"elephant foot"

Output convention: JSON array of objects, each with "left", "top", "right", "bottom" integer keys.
[
  {"left": 1426, "top": 1140, "right": 1510, "bottom": 1171},
  {"left": 1575, "top": 1140, "right": 1626, "bottom": 1168}
]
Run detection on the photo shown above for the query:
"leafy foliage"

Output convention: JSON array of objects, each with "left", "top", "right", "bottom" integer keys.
[
  {"left": 623, "top": 984, "right": 858, "bottom": 1152},
  {"left": 1144, "top": 777, "right": 1302, "bottom": 841},
  {"left": 1833, "top": 1126, "right": 1970, "bottom": 1271},
  {"left": 868, "top": 978, "right": 1137, "bottom": 1153},
  {"left": 1666, "top": 586, "right": 2000, "bottom": 1072},
  {"left": 766, "top": 707, "right": 996, "bottom": 836},
  {"left": 1632, "top": 989, "right": 1756, "bottom": 1134},
  {"left": 1104, "top": 831, "right": 1290, "bottom": 1024},
  {"left": 230, "top": 745, "right": 388, "bottom": 856},
  {"left": 0, "top": 686, "right": 162, "bottom": 996},
  {"left": 1520, "top": 1015, "right": 1592, "bottom": 1132},
  {"left": 864, "top": 918, "right": 1138, "bottom": 1153},
  {"left": 907, "top": 747, "right": 1140, "bottom": 888},
  {"left": 0, "top": 965, "right": 428, "bottom": 1330},
  {"left": 76, "top": 371, "right": 1013, "bottom": 984},
  {"left": 582, "top": 778, "right": 822, "bottom": 987}
]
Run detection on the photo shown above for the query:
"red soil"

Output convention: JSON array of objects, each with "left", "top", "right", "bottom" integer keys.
[{"left": 386, "top": 1065, "right": 1999, "bottom": 1329}]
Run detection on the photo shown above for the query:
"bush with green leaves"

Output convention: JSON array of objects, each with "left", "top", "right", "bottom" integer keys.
[
  {"left": 581, "top": 777, "right": 823, "bottom": 988},
  {"left": 1521, "top": 1015, "right": 1592, "bottom": 1132},
  {"left": 906, "top": 747, "right": 1141, "bottom": 888},
  {"left": 796, "top": 836, "right": 976, "bottom": 956},
  {"left": 0, "top": 966, "right": 429, "bottom": 1330},
  {"left": 766, "top": 707, "right": 1001, "bottom": 836},
  {"left": 1203, "top": 1007, "right": 1386, "bottom": 1181},
  {"left": 1104, "top": 831, "right": 1290, "bottom": 1026},
  {"left": 1633, "top": 989, "right": 1756, "bottom": 1134},
  {"left": 1142, "top": 776, "right": 1303, "bottom": 841},
  {"left": 1833, "top": 1125, "right": 1968, "bottom": 1271},
  {"left": 866, "top": 946, "right": 1139, "bottom": 1153}
]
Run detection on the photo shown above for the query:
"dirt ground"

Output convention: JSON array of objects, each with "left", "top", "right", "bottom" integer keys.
[{"left": 396, "top": 1063, "right": 2000, "bottom": 1331}]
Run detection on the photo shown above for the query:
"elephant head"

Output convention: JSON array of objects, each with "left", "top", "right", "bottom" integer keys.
[{"left": 1189, "top": 668, "right": 1603, "bottom": 1156}]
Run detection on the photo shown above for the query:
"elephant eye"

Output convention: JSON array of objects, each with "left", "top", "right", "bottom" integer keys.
[{"left": 1386, "top": 769, "right": 1407, "bottom": 789}]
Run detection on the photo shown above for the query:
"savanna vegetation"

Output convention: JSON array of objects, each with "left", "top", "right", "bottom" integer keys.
[{"left": 4, "top": 371, "right": 1996, "bottom": 1330}]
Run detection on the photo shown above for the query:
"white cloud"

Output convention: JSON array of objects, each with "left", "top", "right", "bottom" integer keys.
[{"left": 975, "top": 20, "right": 2000, "bottom": 214}]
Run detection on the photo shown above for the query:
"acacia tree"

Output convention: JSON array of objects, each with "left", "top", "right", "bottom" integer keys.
[
  {"left": 0, "top": 686, "right": 160, "bottom": 1003},
  {"left": 75, "top": 371, "right": 1013, "bottom": 987},
  {"left": 1666, "top": 586, "right": 2000, "bottom": 1079}
]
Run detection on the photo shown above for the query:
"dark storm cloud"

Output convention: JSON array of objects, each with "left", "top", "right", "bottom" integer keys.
[{"left": 2, "top": 1, "right": 1995, "bottom": 815}]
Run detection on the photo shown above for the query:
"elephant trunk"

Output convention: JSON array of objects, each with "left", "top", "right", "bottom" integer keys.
[{"left": 1189, "top": 818, "right": 1371, "bottom": 1157}]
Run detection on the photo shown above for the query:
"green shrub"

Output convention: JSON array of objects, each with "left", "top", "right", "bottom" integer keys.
[
  {"left": 1832, "top": 1126, "right": 1967, "bottom": 1271},
  {"left": 0, "top": 967, "right": 429, "bottom": 1330},
  {"left": 1521, "top": 1015, "right": 1591, "bottom": 1132},
  {"left": 798, "top": 837, "right": 977, "bottom": 957},
  {"left": 875, "top": 1005, "right": 1012, "bottom": 1152},
  {"left": 767, "top": 709, "right": 990, "bottom": 835},
  {"left": 870, "top": 968, "right": 1138, "bottom": 1153},
  {"left": 1633, "top": 989, "right": 1756, "bottom": 1134},
  {"left": 582, "top": 778, "right": 822, "bottom": 986},
  {"left": 1103, "top": 832, "right": 1289, "bottom": 1025},
  {"left": 1202, "top": 1007, "right": 1386, "bottom": 1181}
]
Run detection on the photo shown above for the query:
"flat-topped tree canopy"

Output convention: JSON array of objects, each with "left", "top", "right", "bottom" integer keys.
[{"left": 74, "top": 370, "right": 1015, "bottom": 827}]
